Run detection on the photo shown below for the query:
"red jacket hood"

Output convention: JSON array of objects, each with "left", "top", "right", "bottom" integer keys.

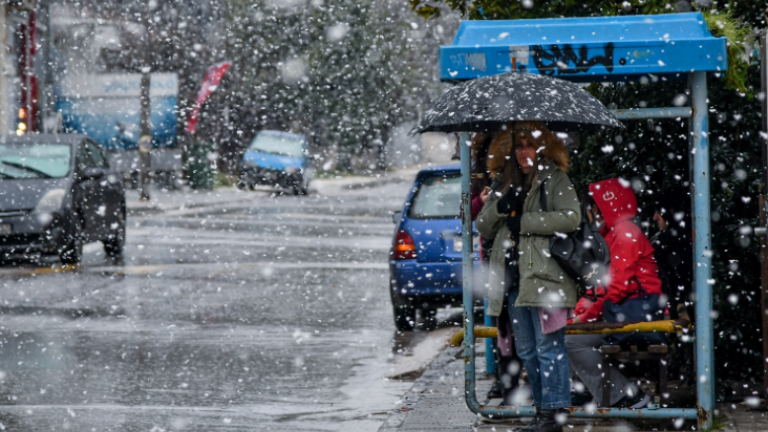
[
  {"left": 576, "top": 178, "right": 662, "bottom": 324},
  {"left": 588, "top": 178, "right": 637, "bottom": 230}
]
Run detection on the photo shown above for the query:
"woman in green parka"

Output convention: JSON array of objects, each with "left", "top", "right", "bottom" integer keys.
[{"left": 476, "top": 121, "right": 580, "bottom": 432}]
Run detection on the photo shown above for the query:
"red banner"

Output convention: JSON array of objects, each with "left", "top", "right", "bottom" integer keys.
[{"left": 185, "top": 61, "right": 232, "bottom": 134}]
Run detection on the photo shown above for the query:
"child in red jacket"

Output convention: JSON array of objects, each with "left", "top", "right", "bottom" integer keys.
[{"left": 567, "top": 178, "right": 662, "bottom": 408}]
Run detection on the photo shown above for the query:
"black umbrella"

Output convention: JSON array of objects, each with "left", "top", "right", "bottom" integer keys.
[{"left": 413, "top": 72, "right": 622, "bottom": 134}]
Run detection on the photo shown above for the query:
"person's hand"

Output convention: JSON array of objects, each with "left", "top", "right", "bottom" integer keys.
[
  {"left": 480, "top": 187, "right": 490, "bottom": 203},
  {"left": 653, "top": 211, "right": 667, "bottom": 231},
  {"left": 571, "top": 315, "right": 582, "bottom": 324},
  {"left": 496, "top": 189, "right": 519, "bottom": 215}
]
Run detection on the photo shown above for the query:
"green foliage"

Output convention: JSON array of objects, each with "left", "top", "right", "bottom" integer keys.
[
  {"left": 701, "top": 10, "right": 755, "bottom": 94},
  {"left": 722, "top": 0, "right": 768, "bottom": 30},
  {"left": 706, "top": 67, "right": 764, "bottom": 392},
  {"left": 410, "top": 0, "right": 680, "bottom": 20},
  {"left": 224, "top": 0, "right": 449, "bottom": 171},
  {"left": 570, "top": 85, "right": 688, "bottom": 196}
]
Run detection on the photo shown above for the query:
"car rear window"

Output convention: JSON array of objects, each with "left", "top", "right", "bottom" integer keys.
[
  {"left": 408, "top": 173, "right": 461, "bottom": 219},
  {"left": 248, "top": 133, "right": 305, "bottom": 158}
]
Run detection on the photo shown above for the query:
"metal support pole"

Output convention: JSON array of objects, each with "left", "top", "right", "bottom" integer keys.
[
  {"left": 484, "top": 299, "right": 495, "bottom": 374},
  {"left": 460, "top": 131, "right": 479, "bottom": 411},
  {"left": 0, "top": 3, "right": 8, "bottom": 135},
  {"left": 40, "top": 1, "right": 53, "bottom": 131},
  {"left": 611, "top": 107, "right": 693, "bottom": 120},
  {"left": 759, "top": 30, "right": 768, "bottom": 400},
  {"left": 690, "top": 71, "right": 714, "bottom": 430},
  {"left": 22, "top": 11, "right": 31, "bottom": 133},
  {"left": 760, "top": 30, "right": 768, "bottom": 191},
  {"left": 760, "top": 195, "right": 768, "bottom": 400},
  {"left": 138, "top": 0, "right": 152, "bottom": 201},
  {"left": 139, "top": 70, "right": 152, "bottom": 201}
]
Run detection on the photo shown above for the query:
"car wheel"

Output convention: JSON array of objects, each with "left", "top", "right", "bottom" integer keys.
[
  {"left": 103, "top": 206, "right": 126, "bottom": 258},
  {"left": 60, "top": 213, "right": 84, "bottom": 265},
  {"left": 390, "top": 281, "right": 415, "bottom": 331},
  {"left": 237, "top": 178, "right": 247, "bottom": 190}
]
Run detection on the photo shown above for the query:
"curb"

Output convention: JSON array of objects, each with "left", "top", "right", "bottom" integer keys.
[
  {"left": 342, "top": 174, "right": 410, "bottom": 190},
  {"left": 126, "top": 202, "right": 164, "bottom": 215}
]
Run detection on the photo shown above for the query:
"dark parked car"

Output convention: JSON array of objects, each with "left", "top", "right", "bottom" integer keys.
[
  {"left": 389, "top": 163, "right": 481, "bottom": 331},
  {"left": 0, "top": 134, "right": 126, "bottom": 264}
]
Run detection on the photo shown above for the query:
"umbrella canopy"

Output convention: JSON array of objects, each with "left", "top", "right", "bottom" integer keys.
[{"left": 413, "top": 72, "right": 622, "bottom": 134}]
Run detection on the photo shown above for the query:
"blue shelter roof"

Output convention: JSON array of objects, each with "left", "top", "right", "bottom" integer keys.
[{"left": 439, "top": 12, "right": 727, "bottom": 82}]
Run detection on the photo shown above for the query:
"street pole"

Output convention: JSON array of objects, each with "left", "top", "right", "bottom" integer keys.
[
  {"left": 0, "top": 2, "right": 8, "bottom": 135},
  {"left": 23, "top": 11, "right": 31, "bottom": 133},
  {"left": 139, "top": 69, "right": 151, "bottom": 201},
  {"left": 138, "top": 0, "right": 152, "bottom": 201},
  {"left": 759, "top": 30, "right": 768, "bottom": 400}
]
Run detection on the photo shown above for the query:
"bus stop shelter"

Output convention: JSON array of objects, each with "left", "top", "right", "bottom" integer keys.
[{"left": 442, "top": 12, "right": 728, "bottom": 430}]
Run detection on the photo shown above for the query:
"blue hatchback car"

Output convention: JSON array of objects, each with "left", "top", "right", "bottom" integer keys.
[
  {"left": 389, "top": 163, "right": 481, "bottom": 331},
  {"left": 238, "top": 130, "right": 314, "bottom": 195}
]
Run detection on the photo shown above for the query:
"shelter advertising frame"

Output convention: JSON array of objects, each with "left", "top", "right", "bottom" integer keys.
[{"left": 442, "top": 12, "right": 727, "bottom": 430}]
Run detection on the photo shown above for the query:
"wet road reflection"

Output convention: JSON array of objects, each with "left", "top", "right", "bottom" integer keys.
[{"left": 0, "top": 182, "right": 461, "bottom": 431}]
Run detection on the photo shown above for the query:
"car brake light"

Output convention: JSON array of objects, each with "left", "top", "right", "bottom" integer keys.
[{"left": 393, "top": 229, "right": 417, "bottom": 260}]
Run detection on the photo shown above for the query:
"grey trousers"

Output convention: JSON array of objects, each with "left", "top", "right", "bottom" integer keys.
[{"left": 565, "top": 334, "right": 631, "bottom": 407}]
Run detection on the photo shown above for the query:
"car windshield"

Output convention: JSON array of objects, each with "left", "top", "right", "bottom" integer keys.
[
  {"left": 408, "top": 173, "right": 461, "bottom": 219},
  {"left": 248, "top": 133, "right": 305, "bottom": 158},
  {"left": 0, "top": 143, "right": 71, "bottom": 179}
]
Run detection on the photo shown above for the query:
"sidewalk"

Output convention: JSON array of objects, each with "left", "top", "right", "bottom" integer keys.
[
  {"left": 125, "top": 166, "right": 421, "bottom": 214},
  {"left": 126, "top": 186, "right": 249, "bottom": 215},
  {"left": 379, "top": 339, "right": 768, "bottom": 432},
  {"left": 310, "top": 166, "right": 419, "bottom": 195}
]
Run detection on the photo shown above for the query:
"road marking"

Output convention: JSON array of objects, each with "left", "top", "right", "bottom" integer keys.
[
  {"left": 0, "top": 260, "right": 390, "bottom": 278},
  {"left": 0, "top": 244, "right": 105, "bottom": 276},
  {"left": 88, "top": 261, "right": 388, "bottom": 276},
  {"left": 0, "top": 263, "right": 80, "bottom": 276},
  {"left": 126, "top": 227, "right": 392, "bottom": 250}
]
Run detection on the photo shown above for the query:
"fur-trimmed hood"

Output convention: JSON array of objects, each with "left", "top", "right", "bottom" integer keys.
[
  {"left": 483, "top": 122, "right": 572, "bottom": 194},
  {"left": 536, "top": 133, "right": 570, "bottom": 172}
]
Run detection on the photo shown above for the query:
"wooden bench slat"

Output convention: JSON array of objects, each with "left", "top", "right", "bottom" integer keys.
[{"left": 599, "top": 344, "right": 668, "bottom": 354}]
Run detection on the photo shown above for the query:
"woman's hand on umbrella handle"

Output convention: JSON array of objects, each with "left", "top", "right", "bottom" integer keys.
[{"left": 480, "top": 187, "right": 490, "bottom": 203}]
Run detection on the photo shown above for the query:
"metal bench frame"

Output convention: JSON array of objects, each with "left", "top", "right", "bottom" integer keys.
[{"left": 600, "top": 343, "right": 669, "bottom": 408}]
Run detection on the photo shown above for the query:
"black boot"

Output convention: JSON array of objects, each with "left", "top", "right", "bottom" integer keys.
[
  {"left": 535, "top": 409, "right": 564, "bottom": 432},
  {"left": 498, "top": 355, "right": 520, "bottom": 405},
  {"left": 487, "top": 380, "right": 503, "bottom": 399},
  {"left": 511, "top": 408, "right": 539, "bottom": 432},
  {"left": 513, "top": 409, "right": 564, "bottom": 432},
  {"left": 512, "top": 416, "right": 539, "bottom": 432}
]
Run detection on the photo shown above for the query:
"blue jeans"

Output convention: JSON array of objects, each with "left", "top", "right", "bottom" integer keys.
[{"left": 508, "top": 289, "right": 571, "bottom": 409}]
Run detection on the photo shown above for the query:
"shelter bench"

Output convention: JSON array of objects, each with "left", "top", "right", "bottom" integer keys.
[{"left": 449, "top": 319, "right": 692, "bottom": 407}]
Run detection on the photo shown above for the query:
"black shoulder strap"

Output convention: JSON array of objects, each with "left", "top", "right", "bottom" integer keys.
[
  {"left": 632, "top": 275, "right": 650, "bottom": 296},
  {"left": 539, "top": 179, "right": 547, "bottom": 212}
]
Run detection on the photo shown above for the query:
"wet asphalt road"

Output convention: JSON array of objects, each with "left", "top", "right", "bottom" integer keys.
[{"left": 0, "top": 181, "right": 459, "bottom": 431}]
